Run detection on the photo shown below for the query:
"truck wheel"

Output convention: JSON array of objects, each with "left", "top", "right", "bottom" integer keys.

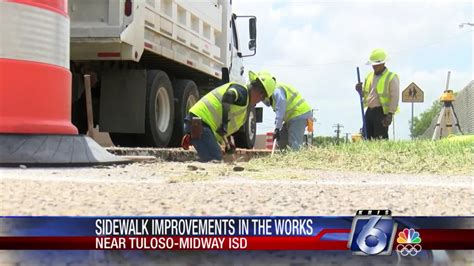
[
  {"left": 109, "top": 133, "right": 144, "bottom": 147},
  {"left": 142, "top": 70, "right": 174, "bottom": 147},
  {"left": 168, "top": 79, "right": 199, "bottom": 147},
  {"left": 233, "top": 107, "right": 257, "bottom": 149}
]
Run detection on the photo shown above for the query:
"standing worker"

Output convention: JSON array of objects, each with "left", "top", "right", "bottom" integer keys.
[
  {"left": 256, "top": 71, "right": 312, "bottom": 150},
  {"left": 183, "top": 71, "right": 276, "bottom": 162},
  {"left": 355, "top": 49, "right": 399, "bottom": 140}
]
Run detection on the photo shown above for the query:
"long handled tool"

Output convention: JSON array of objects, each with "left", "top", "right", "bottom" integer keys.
[
  {"left": 84, "top": 74, "right": 95, "bottom": 139},
  {"left": 271, "top": 139, "right": 277, "bottom": 157},
  {"left": 356, "top": 67, "right": 367, "bottom": 139}
]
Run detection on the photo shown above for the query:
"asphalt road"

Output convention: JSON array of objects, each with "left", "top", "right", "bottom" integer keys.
[
  {"left": 1, "top": 162, "right": 472, "bottom": 265},
  {"left": 1, "top": 161, "right": 472, "bottom": 216}
]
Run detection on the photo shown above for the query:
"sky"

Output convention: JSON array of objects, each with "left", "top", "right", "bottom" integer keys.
[{"left": 233, "top": 0, "right": 473, "bottom": 139}]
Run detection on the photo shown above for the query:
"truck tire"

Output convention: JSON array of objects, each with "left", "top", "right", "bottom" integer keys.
[
  {"left": 233, "top": 107, "right": 257, "bottom": 149},
  {"left": 109, "top": 133, "right": 145, "bottom": 147},
  {"left": 142, "top": 70, "right": 174, "bottom": 147},
  {"left": 168, "top": 79, "right": 199, "bottom": 147}
]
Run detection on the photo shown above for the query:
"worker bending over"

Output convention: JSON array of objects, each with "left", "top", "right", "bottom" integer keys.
[
  {"left": 255, "top": 71, "right": 312, "bottom": 150},
  {"left": 183, "top": 71, "right": 276, "bottom": 162}
]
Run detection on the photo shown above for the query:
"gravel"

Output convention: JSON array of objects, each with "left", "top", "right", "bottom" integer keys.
[
  {"left": 1, "top": 161, "right": 472, "bottom": 216},
  {"left": 0, "top": 161, "right": 472, "bottom": 265}
]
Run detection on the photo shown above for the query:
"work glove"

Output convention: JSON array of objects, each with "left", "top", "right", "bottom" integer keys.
[
  {"left": 216, "top": 124, "right": 227, "bottom": 137},
  {"left": 382, "top": 114, "right": 393, "bottom": 127},
  {"left": 181, "top": 134, "right": 191, "bottom": 150},
  {"left": 355, "top": 82, "right": 363, "bottom": 94},
  {"left": 273, "top": 128, "right": 280, "bottom": 141}
]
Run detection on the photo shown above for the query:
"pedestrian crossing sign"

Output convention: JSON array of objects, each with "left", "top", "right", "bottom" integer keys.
[{"left": 402, "top": 82, "right": 424, "bottom": 103}]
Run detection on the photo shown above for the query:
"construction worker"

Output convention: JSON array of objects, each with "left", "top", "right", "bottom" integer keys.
[
  {"left": 256, "top": 71, "right": 312, "bottom": 150},
  {"left": 183, "top": 71, "right": 276, "bottom": 162},
  {"left": 356, "top": 49, "right": 399, "bottom": 139}
]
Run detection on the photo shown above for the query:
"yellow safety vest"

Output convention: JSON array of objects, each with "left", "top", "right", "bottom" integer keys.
[
  {"left": 363, "top": 70, "right": 398, "bottom": 114},
  {"left": 189, "top": 82, "right": 248, "bottom": 141},
  {"left": 271, "top": 83, "right": 311, "bottom": 121}
]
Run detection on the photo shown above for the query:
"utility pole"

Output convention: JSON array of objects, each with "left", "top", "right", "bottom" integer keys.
[{"left": 333, "top": 123, "right": 344, "bottom": 144}]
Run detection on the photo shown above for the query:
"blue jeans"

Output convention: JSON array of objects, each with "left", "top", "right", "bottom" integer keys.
[
  {"left": 184, "top": 120, "right": 222, "bottom": 162},
  {"left": 278, "top": 118, "right": 307, "bottom": 151}
]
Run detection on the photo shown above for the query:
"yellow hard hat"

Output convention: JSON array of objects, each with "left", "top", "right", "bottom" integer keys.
[
  {"left": 248, "top": 70, "right": 276, "bottom": 98},
  {"left": 367, "top": 48, "right": 387, "bottom": 65}
]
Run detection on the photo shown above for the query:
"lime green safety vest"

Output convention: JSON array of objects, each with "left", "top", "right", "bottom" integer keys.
[
  {"left": 271, "top": 83, "right": 311, "bottom": 121},
  {"left": 363, "top": 70, "right": 398, "bottom": 114},
  {"left": 189, "top": 82, "right": 248, "bottom": 141}
]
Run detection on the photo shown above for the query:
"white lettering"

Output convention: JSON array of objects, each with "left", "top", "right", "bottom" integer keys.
[
  {"left": 274, "top": 219, "right": 314, "bottom": 235},
  {"left": 229, "top": 237, "right": 247, "bottom": 249},
  {"left": 95, "top": 237, "right": 126, "bottom": 249},
  {"left": 178, "top": 237, "right": 225, "bottom": 249},
  {"left": 94, "top": 219, "right": 149, "bottom": 236},
  {"left": 95, "top": 219, "right": 102, "bottom": 235}
]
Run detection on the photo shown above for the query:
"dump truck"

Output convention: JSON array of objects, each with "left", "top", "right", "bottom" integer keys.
[{"left": 69, "top": 0, "right": 258, "bottom": 148}]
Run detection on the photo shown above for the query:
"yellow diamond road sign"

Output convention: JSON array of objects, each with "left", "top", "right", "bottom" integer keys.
[{"left": 402, "top": 82, "right": 424, "bottom": 103}]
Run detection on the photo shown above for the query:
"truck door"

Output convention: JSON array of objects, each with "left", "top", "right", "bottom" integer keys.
[{"left": 229, "top": 15, "right": 245, "bottom": 84}]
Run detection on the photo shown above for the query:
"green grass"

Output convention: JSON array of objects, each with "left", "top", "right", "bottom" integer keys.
[{"left": 247, "top": 140, "right": 474, "bottom": 175}]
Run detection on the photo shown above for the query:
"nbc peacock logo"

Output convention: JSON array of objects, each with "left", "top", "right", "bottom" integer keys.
[{"left": 396, "top": 228, "right": 422, "bottom": 256}]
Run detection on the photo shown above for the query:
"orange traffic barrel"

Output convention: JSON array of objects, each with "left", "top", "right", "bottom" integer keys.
[
  {"left": 0, "top": 0, "right": 76, "bottom": 134},
  {"left": 0, "top": 0, "right": 126, "bottom": 166}
]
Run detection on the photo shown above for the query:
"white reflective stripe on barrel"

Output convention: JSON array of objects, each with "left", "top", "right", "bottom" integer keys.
[{"left": 0, "top": 1, "right": 69, "bottom": 69}]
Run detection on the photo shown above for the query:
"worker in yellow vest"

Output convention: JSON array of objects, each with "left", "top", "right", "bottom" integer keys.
[
  {"left": 185, "top": 71, "right": 276, "bottom": 162},
  {"left": 256, "top": 71, "right": 312, "bottom": 150},
  {"left": 355, "top": 49, "right": 399, "bottom": 139}
]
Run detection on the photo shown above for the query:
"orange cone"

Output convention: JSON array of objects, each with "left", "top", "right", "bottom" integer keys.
[{"left": 0, "top": 0, "right": 126, "bottom": 166}]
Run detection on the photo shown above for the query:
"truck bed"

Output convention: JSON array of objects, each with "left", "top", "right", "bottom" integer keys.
[{"left": 69, "top": 0, "right": 226, "bottom": 80}]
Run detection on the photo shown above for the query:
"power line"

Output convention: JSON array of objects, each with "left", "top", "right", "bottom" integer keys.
[{"left": 245, "top": 31, "right": 472, "bottom": 68}]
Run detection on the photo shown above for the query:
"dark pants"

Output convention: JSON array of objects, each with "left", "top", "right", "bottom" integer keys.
[
  {"left": 190, "top": 127, "right": 222, "bottom": 162},
  {"left": 184, "top": 114, "right": 222, "bottom": 162},
  {"left": 365, "top": 107, "right": 389, "bottom": 140}
]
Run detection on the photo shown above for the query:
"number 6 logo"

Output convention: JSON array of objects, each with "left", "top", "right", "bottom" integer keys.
[{"left": 356, "top": 216, "right": 388, "bottom": 255}]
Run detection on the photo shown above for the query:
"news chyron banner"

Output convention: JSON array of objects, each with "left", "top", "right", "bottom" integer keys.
[{"left": 0, "top": 212, "right": 473, "bottom": 256}]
